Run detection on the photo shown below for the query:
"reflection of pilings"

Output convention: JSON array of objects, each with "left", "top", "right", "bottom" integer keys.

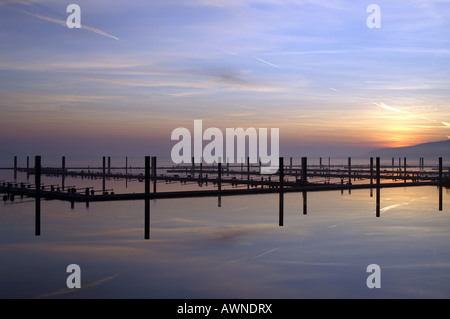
[
  {"left": 145, "top": 156, "right": 150, "bottom": 240},
  {"left": 439, "top": 186, "right": 443, "bottom": 212},
  {"left": 152, "top": 156, "right": 157, "bottom": 193},
  {"left": 35, "top": 156, "right": 41, "bottom": 236},
  {"left": 302, "top": 191, "right": 307, "bottom": 215},
  {"left": 376, "top": 187, "right": 380, "bottom": 218},
  {"left": 279, "top": 157, "right": 284, "bottom": 226}
]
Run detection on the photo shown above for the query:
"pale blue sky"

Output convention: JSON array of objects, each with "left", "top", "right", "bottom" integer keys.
[{"left": 0, "top": 0, "right": 449, "bottom": 160}]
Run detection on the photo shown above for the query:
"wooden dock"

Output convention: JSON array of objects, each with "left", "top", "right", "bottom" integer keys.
[{"left": 1, "top": 156, "right": 447, "bottom": 239}]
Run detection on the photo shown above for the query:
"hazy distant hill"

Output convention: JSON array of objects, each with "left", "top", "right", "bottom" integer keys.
[{"left": 367, "top": 140, "right": 450, "bottom": 159}]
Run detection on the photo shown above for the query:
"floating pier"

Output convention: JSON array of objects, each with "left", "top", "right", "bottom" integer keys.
[{"left": 1, "top": 155, "right": 448, "bottom": 239}]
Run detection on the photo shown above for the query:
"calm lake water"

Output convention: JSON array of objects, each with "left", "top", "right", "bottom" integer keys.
[{"left": 1, "top": 168, "right": 449, "bottom": 299}]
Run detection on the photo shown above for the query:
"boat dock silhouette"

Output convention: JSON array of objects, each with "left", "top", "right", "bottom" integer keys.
[{"left": 1, "top": 156, "right": 448, "bottom": 239}]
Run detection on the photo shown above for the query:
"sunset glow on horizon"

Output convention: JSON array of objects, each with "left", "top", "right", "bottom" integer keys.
[{"left": 1, "top": 0, "right": 449, "bottom": 159}]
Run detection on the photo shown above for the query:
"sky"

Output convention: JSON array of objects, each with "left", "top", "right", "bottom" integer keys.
[{"left": 1, "top": 0, "right": 450, "bottom": 161}]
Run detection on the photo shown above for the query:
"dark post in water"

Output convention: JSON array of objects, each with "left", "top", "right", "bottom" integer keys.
[
  {"left": 145, "top": 156, "right": 150, "bottom": 239},
  {"left": 279, "top": 157, "right": 284, "bottom": 226},
  {"left": 35, "top": 156, "right": 41, "bottom": 236},
  {"left": 152, "top": 156, "right": 157, "bottom": 193},
  {"left": 302, "top": 157, "right": 307, "bottom": 185},
  {"left": 376, "top": 157, "right": 380, "bottom": 217}
]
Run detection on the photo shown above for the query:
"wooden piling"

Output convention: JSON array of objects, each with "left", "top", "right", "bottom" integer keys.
[
  {"left": 279, "top": 157, "right": 284, "bottom": 226},
  {"left": 370, "top": 157, "right": 374, "bottom": 197},
  {"left": 348, "top": 157, "right": 352, "bottom": 185},
  {"left": 145, "top": 156, "right": 150, "bottom": 239},
  {"left": 102, "top": 156, "right": 106, "bottom": 194},
  {"left": 247, "top": 157, "right": 250, "bottom": 190},
  {"left": 62, "top": 156, "right": 66, "bottom": 189},
  {"left": 439, "top": 157, "right": 443, "bottom": 185},
  {"left": 218, "top": 162, "right": 222, "bottom": 192},
  {"left": 302, "top": 157, "right": 307, "bottom": 184},
  {"left": 152, "top": 157, "right": 157, "bottom": 193},
  {"left": 376, "top": 157, "right": 380, "bottom": 216},
  {"left": 35, "top": 156, "right": 41, "bottom": 236},
  {"left": 404, "top": 157, "right": 407, "bottom": 183},
  {"left": 376, "top": 157, "right": 380, "bottom": 185}
]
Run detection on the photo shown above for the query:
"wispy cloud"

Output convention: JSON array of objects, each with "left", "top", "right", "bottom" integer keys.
[
  {"left": 374, "top": 102, "right": 401, "bottom": 113},
  {"left": 23, "top": 10, "right": 120, "bottom": 41}
]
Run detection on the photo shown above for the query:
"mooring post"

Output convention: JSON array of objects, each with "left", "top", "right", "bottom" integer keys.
[
  {"left": 102, "top": 156, "right": 106, "bottom": 194},
  {"left": 13, "top": 156, "right": 17, "bottom": 180},
  {"left": 370, "top": 157, "right": 374, "bottom": 185},
  {"left": 152, "top": 156, "right": 157, "bottom": 193},
  {"left": 247, "top": 156, "right": 250, "bottom": 189},
  {"left": 145, "top": 156, "right": 150, "bottom": 239},
  {"left": 404, "top": 157, "right": 407, "bottom": 183},
  {"left": 376, "top": 157, "right": 381, "bottom": 217},
  {"left": 376, "top": 157, "right": 380, "bottom": 186},
  {"left": 35, "top": 156, "right": 41, "bottom": 236},
  {"left": 369, "top": 157, "right": 374, "bottom": 197},
  {"left": 290, "top": 157, "right": 293, "bottom": 171},
  {"left": 439, "top": 157, "right": 443, "bottom": 185},
  {"left": 319, "top": 157, "right": 322, "bottom": 176},
  {"left": 279, "top": 157, "right": 284, "bottom": 226},
  {"left": 62, "top": 156, "right": 66, "bottom": 190},
  {"left": 26, "top": 156, "right": 30, "bottom": 180},
  {"left": 348, "top": 157, "right": 352, "bottom": 185},
  {"left": 191, "top": 157, "right": 195, "bottom": 178},
  {"left": 302, "top": 157, "right": 307, "bottom": 184},
  {"left": 218, "top": 162, "right": 222, "bottom": 192}
]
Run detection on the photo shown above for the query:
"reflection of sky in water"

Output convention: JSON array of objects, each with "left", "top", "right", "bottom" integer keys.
[{"left": 1, "top": 170, "right": 450, "bottom": 298}]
